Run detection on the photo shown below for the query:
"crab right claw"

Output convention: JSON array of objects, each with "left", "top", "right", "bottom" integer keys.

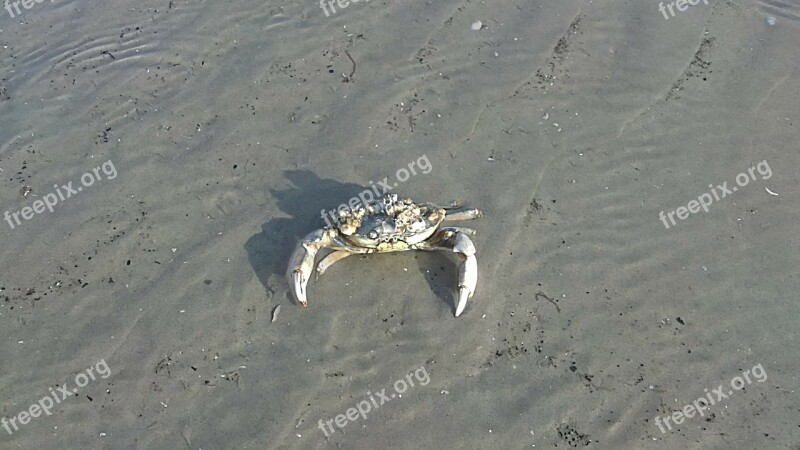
[{"left": 286, "top": 229, "right": 328, "bottom": 308}]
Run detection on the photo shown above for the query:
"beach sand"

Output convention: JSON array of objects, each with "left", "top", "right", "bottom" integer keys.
[{"left": 1, "top": 0, "right": 798, "bottom": 448}]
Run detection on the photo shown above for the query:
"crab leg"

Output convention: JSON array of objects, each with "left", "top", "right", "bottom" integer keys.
[
  {"left": 441, "top": 226, "right": 478, "bottom": 236},
  {"left": 287, "top": 230, "right": 369, "bottom": 307},
  {"left": 443, "top": 208, "right": 483, "bottom": 221},
  {"left": 427, "top": 200, "right": 462, "bottom": 210},
  {"left": 315, "top": 250, "right": 356, "bottom": 279}
]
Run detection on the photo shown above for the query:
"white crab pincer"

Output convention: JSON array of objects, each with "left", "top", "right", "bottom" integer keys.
[{"left": 287, "top": 194, "right": 481, "bottom": 317}]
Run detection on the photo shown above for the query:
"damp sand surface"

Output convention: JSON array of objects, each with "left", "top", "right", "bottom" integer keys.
[{"left": 1, "top": 0, "right": 798, "bottom": 448}]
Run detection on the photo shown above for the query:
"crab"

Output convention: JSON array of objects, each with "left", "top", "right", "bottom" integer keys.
[{"left": 287, "top": 193, "right": 482, "bottom": 317}]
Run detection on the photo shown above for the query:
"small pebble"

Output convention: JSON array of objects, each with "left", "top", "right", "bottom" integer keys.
[
  {"left": 471, "top": 20, "right": 482, "bottom": 31},
  {"left": 767, "top": 16, "right": 776, "bottom": 26}
]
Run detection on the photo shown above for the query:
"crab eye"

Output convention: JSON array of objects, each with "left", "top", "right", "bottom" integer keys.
[{"left": 368, "top": 230, "right": 378, "bottom": 239}]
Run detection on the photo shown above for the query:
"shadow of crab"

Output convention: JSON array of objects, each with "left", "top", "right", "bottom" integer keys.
[
  {"left": 412, "top": 251, "right": 461, "bottom": 313},
  {"left": 244, "top": 170, "right": 360, "bottom": 293}
]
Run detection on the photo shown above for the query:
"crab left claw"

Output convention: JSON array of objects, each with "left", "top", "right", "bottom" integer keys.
[
  {"left": 421, "top": 227, "right": 479, "bottom": 316},
  {"left": 451, "top": 232, "right": 478, "bottom": 317}
]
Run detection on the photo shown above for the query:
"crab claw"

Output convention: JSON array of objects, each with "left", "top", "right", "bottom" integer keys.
[
  {"left": 452, "top": 232, "right": 477, "bottom": 317},
  {"left": 286, "top": 229, "right": 327, "bottom": 308},
  {"left": 291, "top": 272, "right": 308, "bottom": 308}
]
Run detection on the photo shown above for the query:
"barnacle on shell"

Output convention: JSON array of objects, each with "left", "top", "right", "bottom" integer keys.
[{"left": 332, "top": 206, "right": 364, "bottom": 234}]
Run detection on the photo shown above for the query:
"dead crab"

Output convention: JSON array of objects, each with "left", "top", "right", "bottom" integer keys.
[{"left": 287, "top": 194, "right": 482, "bottom": 317}]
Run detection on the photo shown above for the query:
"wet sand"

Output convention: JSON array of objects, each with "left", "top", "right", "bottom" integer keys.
[{"left": 1, "top": 0, "right": 798, "bottom": 448}]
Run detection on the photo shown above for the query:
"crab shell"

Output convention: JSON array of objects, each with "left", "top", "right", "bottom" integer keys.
[{"left": 333, "top": 194, "right": 446, "bottom": 252}]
